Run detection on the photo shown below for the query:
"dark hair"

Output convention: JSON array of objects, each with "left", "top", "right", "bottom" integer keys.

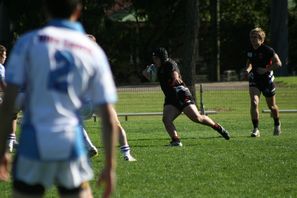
[
  {"left": 44, "top": 0, "right": 81, "bottom": 18},
  {"left": 152, "top": 47, "right": 168, "bottom": 62}
]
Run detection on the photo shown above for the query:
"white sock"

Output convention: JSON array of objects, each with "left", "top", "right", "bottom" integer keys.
[
  {"left": 120, "top": 144, "right": 131, "bottom": 156},
  {"left": 8, "top": 133, "right": 16, "bottom": 140},
  {"left": 82, "top": 127, "right": 96, "bottom": 150}
]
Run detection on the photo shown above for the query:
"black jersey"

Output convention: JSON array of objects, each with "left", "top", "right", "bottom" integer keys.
[
  {"left": 247, "top": 44, "right": 276, "bottom": 97},
  {"left": 247, "top": 44, "right": 275, "bottom": 77},
  {"left": 157, "top": 58, "right": 184, "bottom": 97}
]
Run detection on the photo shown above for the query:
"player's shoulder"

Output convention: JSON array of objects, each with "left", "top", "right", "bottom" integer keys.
[
  {"left": 166, "top": 58, "right": 179, "bottom": 69},
  {"left": 10, "top": 30, "right": 40, "bottom": 55},
  {"left": 165, "top": 58, "right": 176, "bottom": 66},
  {"left": 19, "top": 28, "right": 39, "bottom": 40},
  {"left": 260, "top": 44, "right": 275, "bottom": 53},
  {"left": 87, "top": 40, "right": 109, "bottom": 63},
  {"left": 246, "top": 44, "right": 256, "bottom": 54}
]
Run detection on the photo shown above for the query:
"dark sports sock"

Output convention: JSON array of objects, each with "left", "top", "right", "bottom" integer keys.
[
  {"left": 212, "top": 123, "right": 221, "bottom": 131},
  {"left": 274, "top": 118, "right": 280, "bottom": 126},
  {"left": 252, "top": 119, "right": 259, "bottom": 129},
  {"left": 8, "top": 133, "right": 16, "bottom": 140},
  {"left": 171, "top": 136, "right": 181, "bottom": 142}
]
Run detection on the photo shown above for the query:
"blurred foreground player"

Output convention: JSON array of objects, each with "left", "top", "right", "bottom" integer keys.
[{"left": 0, "top": 0, "right": 118, "bottom": 198}]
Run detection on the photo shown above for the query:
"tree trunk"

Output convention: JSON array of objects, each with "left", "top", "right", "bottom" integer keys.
[
  {"left": 215, "top": 0, "right": 221, "bottom": 81},
  {"left": 210, "top": 0, "right": 220, "bottom": 82},
  {"left": 181, "top": 0, "right": 199, "bottom": 101},
  {"left": 270, "top": 0, "right": 288, "bottom": 76},
  {"left": 0, "top": 2, "right": 10, "bottom": 47}
]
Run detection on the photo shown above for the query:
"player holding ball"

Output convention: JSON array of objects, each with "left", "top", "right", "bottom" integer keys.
[
  {"left": 242, "top": 27, "right": 282, "bottom": 137},
  {"left": 143, "top": 47, "right": 230, "bottom": 146}
]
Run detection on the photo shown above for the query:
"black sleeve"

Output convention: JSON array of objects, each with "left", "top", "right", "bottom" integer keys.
[{"left": 266, "top": 45, "right": 275, "bottom": 59}]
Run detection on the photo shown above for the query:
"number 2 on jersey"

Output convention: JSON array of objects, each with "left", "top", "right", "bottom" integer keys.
[{"left": 48, "top": 50, "right": 74, "bottom": 93}]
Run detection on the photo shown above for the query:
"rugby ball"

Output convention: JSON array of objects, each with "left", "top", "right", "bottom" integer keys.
[{"left": 146, "top": 64, "right": 158, "bottom": 82}]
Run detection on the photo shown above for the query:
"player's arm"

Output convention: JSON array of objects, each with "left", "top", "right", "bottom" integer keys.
[
  {"left": 142, "top": 67, "right": 150, "bottom": 80},
  {"left": 96, "top": 103, "right": 118, "bottom": 198},
  {"left": 266, "top": 53, "right": 282, "bottom": 71},
  {"left": 245, "top": 59, "right": 252, "bottom": 73},
  {"left": 142, "top": 65, "right": 152, "bottom": 80},
  {"left": 241, "top": 60, "right": 252, "bottom": 80},
  {"left": 0, "top": 83, "right": 19, "bottom": 181},
  {"left": 98, "top": 103, "right": 117, "bottom": 170},
  {"left": 170, "top": 70, "right": 183, "bottom": 86},
  {"left": 0, "top": 83, "right": 19, "bottom": 156}
]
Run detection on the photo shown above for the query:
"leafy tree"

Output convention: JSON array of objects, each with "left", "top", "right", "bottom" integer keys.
[
  {"left": 4, "top": 0, "right": 45, "bottom": 41},
  {"left": 199, "top": 0, "right": 270, "bottom": 78},
  {"left": 288, "top": 0, "right": 297, "bottom": 73},
  {"left": 3, "top": 0, "right": 294, "bottom": 84}
]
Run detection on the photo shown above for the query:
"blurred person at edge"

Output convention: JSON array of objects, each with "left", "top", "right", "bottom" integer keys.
[{"left": 0, "top": 0, "right": 118, "bottom": 198}]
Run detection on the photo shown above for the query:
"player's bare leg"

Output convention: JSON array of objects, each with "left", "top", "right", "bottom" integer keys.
[
  {"left": 249, "top": 87, "right": 261, "bottom": 137},
  {"left": 265, "top": 95, "right": 281, "bottom": 135},
  {"left": 112, "top": 108, "right": 136, "bottom": 161},
  {"left": 162, "top": 105, "right": 182, "bottom": 146},
  {"left": 249, "top": 87, "right": 261, "bottom": 121},
  {"left": 8, "top": 118, "right": 18, "bottom": 152},
  {"left": 118, "top": 124, "right": 136, "bottom": 161},
  {"left": 118, "top": 124, "right": 128, "bottom": 147},
  {"left": 183, "top": 104, "right": 215, "bottom": 126},
  {"left": 82, "top": 128, "right": 98, "bottom": 158},
  {"left": 182, "top": 104, "right": 230, "bottom": 140}
]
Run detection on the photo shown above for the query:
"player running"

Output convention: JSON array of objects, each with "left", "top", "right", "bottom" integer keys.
[
  {"left": 242, "top": 27, "right": 282, "bottom": 137},
  {"left": 143, "top": 47, "right": 230, "bottom": 146}
]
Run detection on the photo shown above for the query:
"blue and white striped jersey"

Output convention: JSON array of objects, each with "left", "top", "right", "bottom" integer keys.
[{"left": 5, "top": 20, "right": 117, "bottom": 160}]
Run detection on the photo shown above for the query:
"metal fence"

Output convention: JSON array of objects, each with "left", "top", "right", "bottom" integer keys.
[{"left": 114, "top": 81, "right": 297, "bottom": 120}]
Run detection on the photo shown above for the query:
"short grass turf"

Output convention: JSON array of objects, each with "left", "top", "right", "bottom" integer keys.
[{"left": 1, "top": 77, "right": 296, "bottom": 197}]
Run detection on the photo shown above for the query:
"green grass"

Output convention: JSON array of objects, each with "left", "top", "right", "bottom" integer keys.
[
  {"left": 275, "top": 76, "right": 297, "bottom": 87},
  {"left": 86, "top": 113, "right": 297, "bottom": 198},
  {"left": 1, "top": 79, "right": 296, "bottom": 197}
]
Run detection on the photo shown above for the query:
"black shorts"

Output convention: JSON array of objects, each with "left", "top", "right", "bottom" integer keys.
[
  {"left": 249, "top": 73, "right": 276, "bottom": 97},
  {"left": 13, "top": 180, "right": 88, "bottom": 196},
  {"left": 164, "top": 85, "right": 195, "bottom": 111}
]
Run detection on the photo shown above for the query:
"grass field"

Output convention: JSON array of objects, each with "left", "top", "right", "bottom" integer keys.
[{"left": 1, "top": 77, "right": 296, "bottom": 197}]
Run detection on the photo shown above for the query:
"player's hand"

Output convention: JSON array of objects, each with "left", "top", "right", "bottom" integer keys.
[
  {"left": 265, "top": 64, "right": 273, "bottom": 71},
  {"left": 170, "top": 78, "right": 183, "bottom": 86},
  {"left": 0, "top": 152, "right": 11, "bottom": 182},
  {"left": 97, "top": 167, "right": 116, "bottom": 198},
  {"left": 142, "top": 65, "right": 151, "bottom": 80},
  {"left": 240, "top": 70, "right": 249, "bottom": 81}
]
